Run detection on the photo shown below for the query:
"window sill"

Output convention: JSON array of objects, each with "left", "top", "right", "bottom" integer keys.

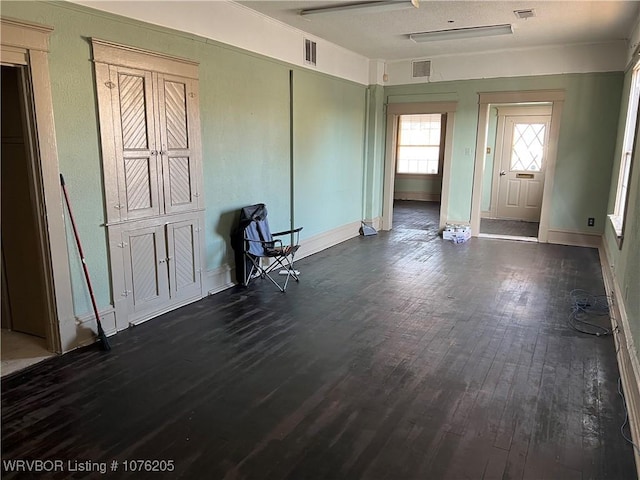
[{"left": 608, "top": 214, "right": 624, "bottom": 248}]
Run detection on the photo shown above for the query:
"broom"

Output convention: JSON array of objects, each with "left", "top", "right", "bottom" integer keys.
[{"left": 60, "top": 174, "right": 111, "bottom": 351}]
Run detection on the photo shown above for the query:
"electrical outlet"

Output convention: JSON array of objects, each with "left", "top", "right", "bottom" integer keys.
[{"left": 588, "top": 217, "right": 595, "bottom": 227}]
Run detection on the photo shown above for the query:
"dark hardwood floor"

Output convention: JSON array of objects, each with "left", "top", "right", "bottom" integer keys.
[
  {"left": 2, "top": 201, "right": 636, "bottom": 479},
  {"left": 480, "top": 218, "right": 540, "bottom": 238}
]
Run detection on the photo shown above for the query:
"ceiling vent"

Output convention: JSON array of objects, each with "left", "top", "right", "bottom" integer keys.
[
  {"left": 412, "top": 60, "right": 431, "bottom": 78},
  {"left": 304, "top": 38, "right": 317, "bottom": 66},
  {"left": 514, "top": 9, "right": 535, "bottom": 19}
]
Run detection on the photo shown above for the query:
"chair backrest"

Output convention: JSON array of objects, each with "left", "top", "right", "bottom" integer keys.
[{"left": 239, "top": 204, "right": 273, "bottom": 256}]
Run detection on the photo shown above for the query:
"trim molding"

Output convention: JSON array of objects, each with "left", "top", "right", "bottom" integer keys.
[
  {"left": 73, "top": 307, "right": 117, "bottom": 347},
  {"left": 496, "top": 105, "right": 553, "bottom": 116},
  {"left": 600, "top": 241, "right": 640, "bottom": 476},
  {"left": 387, "top": 101, "right": 458, "bottom": 115},
  {"left": 0, "top": 17, "right": 53, "bottom": 52},
  {"left": 546, "top": 229, "right": 602, "bottom": 248},
  {"left": 362, "top": 216, "right": 382, "bottom": 231},
  {"left": 91, "top": 38, "right": 199, "bottom": 78},
  {"left": 128, "top": 294, "right": 202, "bottom": 327},
  {"left": 478, "top": 89, "right": 566, "bottom": 104},
  {"left": 1, "top": 17, "right": 75, "bottom": 355},
  {"left": 205, "top": 264, "right": 235, "bottom": 296},
  {"left": 297, "top": 220, "right": 361, "bottom": 260}
]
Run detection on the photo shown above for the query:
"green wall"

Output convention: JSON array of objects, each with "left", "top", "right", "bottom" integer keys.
[
  {"left": 363, "top": 84, "right": 385, "bottom": 222},
  {"left": 293, "top": 69, "right": 365, "bottom": 237},
  {"left": 394, "top": 176, "right": 442, "bottom": 199},
  {"left": 604, "top": 65, "right": 640, "bottom": 362},
  {"left": 384, "top": 73, "right": 624, "bottom": 226},
  {"left": 2, "top": 1, "right": 367, "bottom": 316}
]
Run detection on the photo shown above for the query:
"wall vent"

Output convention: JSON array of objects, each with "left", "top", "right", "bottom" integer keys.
[
  {"left": 304, "top": 38, "right": 317, "bottom": 66},
  {"left": 412, "top": 60, "right": 431, "bottom": 78},
  {"left": 514, "top": 9, "right": 535, "bottom": 19}
]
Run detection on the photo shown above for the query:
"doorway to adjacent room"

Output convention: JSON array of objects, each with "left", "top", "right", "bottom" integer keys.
[
  {"left": 480, "top": 105, "right": 552, "bottom": 241},
  {"left": 471, "top": 91, "right": 565, "bottom": 244}
]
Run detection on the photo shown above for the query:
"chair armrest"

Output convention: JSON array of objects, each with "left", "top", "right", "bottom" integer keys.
[
  {"left": 244, "top": 237, "right": 282, "bottom": 247},
  {"left": 272, "top": 227, "right": 303, "bottom": 237}
]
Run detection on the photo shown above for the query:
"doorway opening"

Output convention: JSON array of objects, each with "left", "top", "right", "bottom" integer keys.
[
  {"left": 470, "top": 91, "right": 565, "bottom": 243},
  {"left": 392, "top": 113, "right": 445, "bottom": 236},
  {"left": 1, "top": 65, "right": 55, "bottom": 375},
  {"left": 480, "top": 104, "right": 552, "bottom": 242},
  {"left": 382, "top": 102, "right": 457, "bottom": 234}
]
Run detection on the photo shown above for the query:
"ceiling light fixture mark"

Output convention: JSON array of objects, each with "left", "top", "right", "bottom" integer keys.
[
  {"left": 300, "top": 0, "right": 419, "bottom": 18},
  {"left": 409, "top": 24, "right": 514, "bottom": 43}
]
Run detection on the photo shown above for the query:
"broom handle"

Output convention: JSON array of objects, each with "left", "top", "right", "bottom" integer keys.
[{"left": 60, "top": 174, "right": 105, "bottom": 336}]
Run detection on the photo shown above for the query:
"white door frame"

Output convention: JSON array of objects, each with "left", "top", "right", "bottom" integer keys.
[
  {"left": 382, "top": 101, "right": 457, "bottom": 230},
  {"left": 471, "top": 91, "right": 565, "bottom": 243},
  {"left": 1, "top": 17, "right": 75, "bottom": 353},
  {"left": 485, "top": 105, "right": 552, "bottom": 219}
]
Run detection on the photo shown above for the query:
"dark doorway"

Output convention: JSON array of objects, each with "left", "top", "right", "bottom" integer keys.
[{"left": 1, "top": 65, "right": 53, "bottom": 374}]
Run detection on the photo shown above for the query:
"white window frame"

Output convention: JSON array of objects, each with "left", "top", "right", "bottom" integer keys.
[
  {"left": 609, "top": 59, "right": 640, "bottom": 245},
  {"left": 395, "top": 113, "right": 445, "bottom": 176}
]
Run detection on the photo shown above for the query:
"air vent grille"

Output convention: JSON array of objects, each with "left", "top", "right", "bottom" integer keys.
[
  {"left": 514, "top": 9, "right": 535, "bottom": 19},
  {"left": 412, "top": 60, "right": 431, "bottom": 78},
  {"left": 304, "top": 39, "right": 317, "bottom": 66}
]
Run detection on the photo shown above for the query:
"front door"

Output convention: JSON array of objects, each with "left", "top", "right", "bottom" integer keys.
[{"left": 496, "top": 115, "right": 551, "bottom": 221}]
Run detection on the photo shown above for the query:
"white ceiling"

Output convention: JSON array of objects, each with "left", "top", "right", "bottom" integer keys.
[{"left": 237, "top": 1, "right": 640, "bottom": 60}]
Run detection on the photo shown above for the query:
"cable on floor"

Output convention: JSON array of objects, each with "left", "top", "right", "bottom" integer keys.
[
  {"left": 567, "top": 289, "right": 611, "bottom": 336},
  {"left": 618, "top": 377, "right": 640, "bottom": 455}
]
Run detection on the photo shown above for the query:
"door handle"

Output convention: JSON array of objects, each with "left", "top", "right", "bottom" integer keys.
[{"left": 499, "top": 170, "right": 506, "bottom": 176}]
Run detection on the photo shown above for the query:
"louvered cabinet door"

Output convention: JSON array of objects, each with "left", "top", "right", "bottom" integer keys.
[
  {"left": 166, "top": 218, "right": 202, "bottom": 302},
  {"left": 110, "top": 66, "right": 161, "bottom": 220},
  {"left": 122, "top": 225, "right": 170, "bottom": 317},
  {"left": 157, "top": 74, "right": 202, "bottom": 214}
]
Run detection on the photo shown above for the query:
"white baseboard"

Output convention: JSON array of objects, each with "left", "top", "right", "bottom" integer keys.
[
  {"left": 204, "top": 264, "right": 235, "bottom": 295},
  {"left": 73, "top": 307, "right": 117, "bottom": 348},
  {"left": 394, "top": 192, "right": 441, "bottom": 202},
  {"left": 547, "top": 229, "right": 602, "bottom": 248},
  {"left": 600, "top": 241, "right": 640, "bottom": 476},
  {"left": 362, "top": 216, "right": 382, "bottom": 231},
  {"left": 128, "top": 293, "right": 202, "bottom": 327},
  {"left": 202, "top": 221, "right": 364, "bottom": 292},
  {"left": 296, "top": 220, "right": 361, "bottom": 260}
]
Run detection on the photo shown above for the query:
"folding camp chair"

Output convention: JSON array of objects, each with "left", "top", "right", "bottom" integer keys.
[{"left": 231, "top": 204, "right": 302, "bottom": 292}]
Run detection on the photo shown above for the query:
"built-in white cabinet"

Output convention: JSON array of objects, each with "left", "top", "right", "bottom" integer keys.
[
  {"left": 104, "top": 66, "right": 202, "bottom": 222},
  {"left": 93, "top": 39, "right": 205, "bottom": 330},
  {"left": 114, "top": 215, "right": 202, "bottom": 323}
]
